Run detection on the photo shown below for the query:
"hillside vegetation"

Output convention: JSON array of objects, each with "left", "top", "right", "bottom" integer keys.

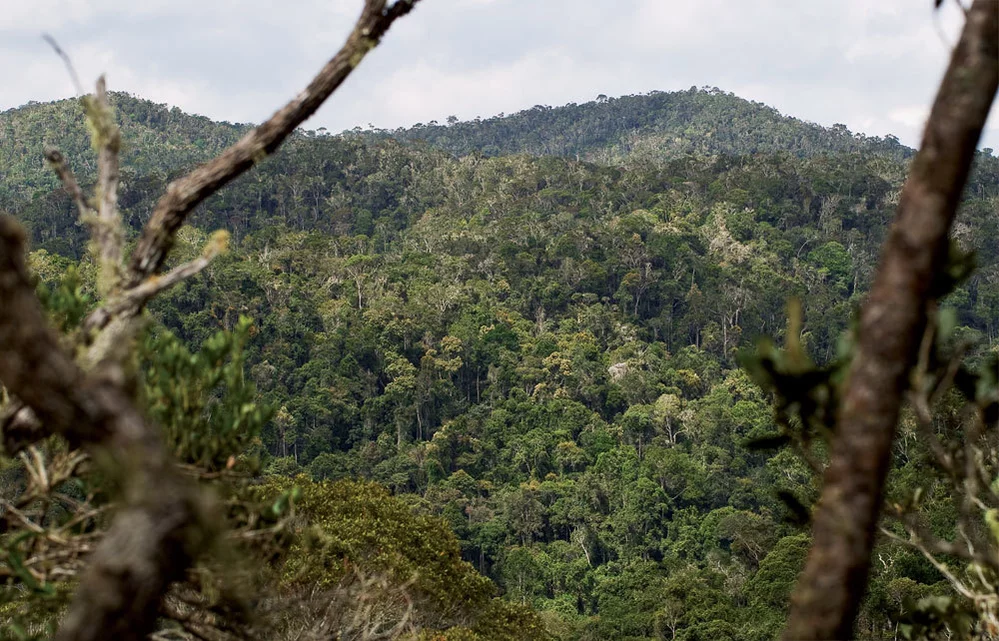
[
  {"left": 4, "top": 88, "right": 998, "bottom": 640},
  {"left": 380, "top": 87, "right": 915, "bottom": 164}
]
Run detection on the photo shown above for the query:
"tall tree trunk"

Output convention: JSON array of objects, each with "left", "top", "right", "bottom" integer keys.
[{"left": 784, "top": 3, "right": 998, "bottom": 639}]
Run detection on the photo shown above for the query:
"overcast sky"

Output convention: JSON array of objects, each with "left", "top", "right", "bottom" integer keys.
[{"left": 1, "top": 0, "right": 996, "bottom": 150}]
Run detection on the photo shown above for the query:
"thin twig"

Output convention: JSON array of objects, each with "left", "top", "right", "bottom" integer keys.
[
  {"left": 43, "top": 147, "right": 92, "bottom": 220},
  {"left": 42, "top": 34, "right": 84, "bottom": 96}
]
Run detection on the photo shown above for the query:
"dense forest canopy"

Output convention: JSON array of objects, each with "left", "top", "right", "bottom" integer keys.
[
  {"left": 2, "top": 85, "right": 998, "bottom": 639},
  {"left": 378, "top": 87, "right": 916, "bottom": 163}
]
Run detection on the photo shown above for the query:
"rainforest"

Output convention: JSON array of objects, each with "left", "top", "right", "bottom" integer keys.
[{"left": 1, "top": 81, "right": 997, "bottom": 640}]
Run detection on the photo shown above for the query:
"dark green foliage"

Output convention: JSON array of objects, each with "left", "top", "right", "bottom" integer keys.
[
  {"left": 376, "top": 87, "right": 913, "bottom": 163},
  {"left": 142, "top": 315, "right": 273, "bottom": 469},
  {"left": 4, "top": 91, "right": 997, "bottom": 640}
]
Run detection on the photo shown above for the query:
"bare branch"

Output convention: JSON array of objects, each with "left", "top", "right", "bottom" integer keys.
[
  {"left": 783, "top": 2, "right": 999, "bottom": 638},
  {"left": 42, "top": 34, "right": 84, "bottom": 97},
  {"left": 83, "top": 231, "right": 229, "bottom": 335},
  {"left": 126, "top": 0, "right": 422, "bottom": 288},
  {"left": 44, "top": 147, "right": 92, "bottom": 221},
  {"left": 0, "top": 214, "right": 209, "bottom": 641},
  {"left": 84, "top": 76, "right": 124, "bottom": 296},
  {"left": 879, "top": 527, "right": 978, "bottom": 600},
  {"left": 43, "top": 78, "right": 124, "bottom": 297},
  {"left": 0, "top": 2, "right": 424, "bottom": 637}
]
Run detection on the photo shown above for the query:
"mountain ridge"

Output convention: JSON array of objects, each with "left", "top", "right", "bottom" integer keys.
[
  {"left": 371, "top": 86, "right": 916, "bottom": 163},
  {"left": 4, "top": 80, "right": 999, "bottom": 641},
  {"left": 2, "top": 86, "right": 918, "bottom": 182}
]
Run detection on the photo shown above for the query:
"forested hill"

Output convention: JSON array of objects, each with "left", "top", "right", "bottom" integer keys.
[
  {"left": 376, "top": 87, "right": 915, "bottom": 163},
  {"left": 0, "top": 94, "right": 247, "bottom": 208},
  {"left": 4, "top": 90, "right": 999, "bottom": 640},
  {"left": 1, "top": 86, "right": 915, "bottom": 212}
]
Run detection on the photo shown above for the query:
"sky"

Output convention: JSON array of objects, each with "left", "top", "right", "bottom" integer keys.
[{"left": 1, "top": 0, "right": 996, "bottom": 150}]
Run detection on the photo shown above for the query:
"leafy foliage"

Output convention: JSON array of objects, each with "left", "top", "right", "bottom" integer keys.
[
  {"left": 3, "top": 89, "right": 997, "bottom": 639},
  {"left": 142, "top": 315, "right": 272, "bottom": 469}
]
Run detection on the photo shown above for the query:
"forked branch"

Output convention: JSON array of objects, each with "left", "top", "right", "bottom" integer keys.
[
  {"left": 83, "top": 231, "right": 229, "bottom": 335},
  {"left": 126, "top": 0, "right": 421, "bottom": 288},
  {"left": 0, "top": 2, "right": 424, "bottom": 639},
  {"left": 0, "top": 215, "right": 206, "bottom": 641}
]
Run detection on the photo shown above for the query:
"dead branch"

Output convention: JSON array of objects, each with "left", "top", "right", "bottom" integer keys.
[
  {"left": 83, "top": 231, "right": 229, "bottom": 335},
  {"left": 0, "top": 2, "right": 424, "bottom": 638},
  {"left": 783, "top": 2, "right": 999, "bottom": 639},
  {"left": 87, "top": 76, "right": 124, "bottom": 295},
  {"left": 44, "top": 147, "right": 91, "bottom": 221},
  {"left": 125, "top": 0, "right": 421, "bottom": 289},
  {"left": 0, "top": 214, "right": 208, "bottom": 641},
  {"left": 16, "top": 0, "right": 424, "bottom": 447}
]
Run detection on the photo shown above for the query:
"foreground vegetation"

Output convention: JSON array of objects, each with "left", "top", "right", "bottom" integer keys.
[{"left": 3, "top": 87, "right": 998, "bottom": 639}]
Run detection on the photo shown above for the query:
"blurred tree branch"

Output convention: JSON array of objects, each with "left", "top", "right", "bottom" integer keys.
[
  {"left": 0, "top": 1, "right": 422, "bottom": 639},
  {"left": 783, "top": 1, "right": 998, "bottom": 638}
]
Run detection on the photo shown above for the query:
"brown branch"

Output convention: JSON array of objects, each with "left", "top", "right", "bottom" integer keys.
[
  {"left": 0, "top": 2, "right": 423, "bottom": 637},
  {"left": 783, "top": 2, "right": 999, "bottom": 639},
  {"left": 0, "top": 214, "right": 209, "bottom": 641},
  {"left": 0, "top": 218, "right": 97, "bottom": 447},
  {"left": 126, "top": 0, "right": 421, "bottom": 288},
  {"left": 83, "top": 231, "right": 229, "bottom": 335},
  {"left": 43, "top": 147, "right": 92, "bottom": 221},
  {"left": 0, "top": 3, "right": 424, "bottom": 637}
]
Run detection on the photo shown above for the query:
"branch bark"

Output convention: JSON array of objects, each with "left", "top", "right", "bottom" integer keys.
[
  {"left": 11, "top": 0, "right": 424, "bottom": 456},
  {"left": 83, "top": 232, "right": 228, "bottom": 335},
  {"left": 783, "top": 2, "right": 999, "bottom": 639},
  {"left": 43, "top": 147, "right": 91, "bottom": 222},
  {"left": 89, "top": 76, "right": 124, "bottom": 295},
  {"left": 126, "top": 0, "right": 421, "bottom": 288},
  {"left": 0, "top": 2, "right": 423, "bottom": 638},
  {"left": 0, "top": 220, "right": 97, "bottom": 447},
  {"left": 0, "top": 215, "right": 206, "bottom": 641}
]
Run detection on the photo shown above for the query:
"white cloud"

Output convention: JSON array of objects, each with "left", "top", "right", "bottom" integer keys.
[
  {"left": 889, "top": 106, "right": 929, "bottom": 132},
  {"left": 0, "top": 0, "right": 995, "bottom": 150}
]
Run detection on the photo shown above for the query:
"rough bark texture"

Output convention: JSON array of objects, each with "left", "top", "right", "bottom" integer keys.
[
  {"left": 91, "top": 76, "right": 124, "bottom": 295},
  {"left": 0, "top": 220, "right": 94, "bottom": 446},
  {"left": 783, "top": 2, "right": 999, "bottom": 639},
  {"left": 0, "top": 215, "right": 203, "bottom": 641}
]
